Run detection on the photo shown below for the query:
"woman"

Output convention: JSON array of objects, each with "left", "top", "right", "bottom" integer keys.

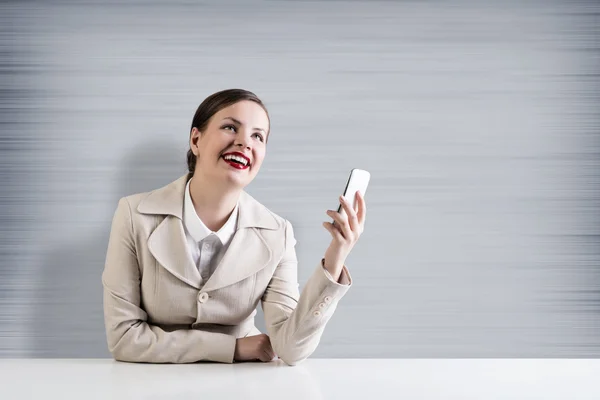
[{"left": 102, "top": 89, "right": 367, "bottom": 365}]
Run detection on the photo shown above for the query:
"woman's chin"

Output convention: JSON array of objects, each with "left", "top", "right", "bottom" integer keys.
[
  {"left": 222, "top": 170, "right": 252, "bottom": 187},
  {"left": 215, "top": 159, "right": 258, "bottom": 188}
]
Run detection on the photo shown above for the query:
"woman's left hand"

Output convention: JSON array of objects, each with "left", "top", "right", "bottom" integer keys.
[{"left": 322, "top": 191, "right": 367, "bottom": 279}]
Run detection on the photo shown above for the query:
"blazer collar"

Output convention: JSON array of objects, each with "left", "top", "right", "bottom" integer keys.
[
  {"left": 136, "top": 173, "right": 279, "bottom": 230},
  {"left": 140, "top": 174, "right": 280, "bottom": 292}
]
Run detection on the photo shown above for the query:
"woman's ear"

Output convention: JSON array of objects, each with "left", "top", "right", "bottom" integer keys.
[{"left": 190, "top": 127, "right": 201, "bottom": 155}]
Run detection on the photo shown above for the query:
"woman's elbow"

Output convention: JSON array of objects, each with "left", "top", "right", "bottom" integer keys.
[
  {"left": 275, "top": 345, "right": 311, "bottom": 366},
  {"left": 107, "top": 331, "right": 140, "bottom": 363},
  {"left": 271, "top": 334, "right": 319, "bottom": 366},
  {"left": 108, "top": 343, "right": 135, "bottom": 363},
  {"left": 278, "top": 354, "right": 306, "bottom": 366}
]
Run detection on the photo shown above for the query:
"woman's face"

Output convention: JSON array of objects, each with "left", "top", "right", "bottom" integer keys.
[{"left": 190, "top": 100, "right": 269, "bottom": 189}]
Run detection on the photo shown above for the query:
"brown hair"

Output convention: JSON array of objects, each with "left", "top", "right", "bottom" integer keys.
[{"left": 187, "top": 88, "right": 270, "bottom": 177}]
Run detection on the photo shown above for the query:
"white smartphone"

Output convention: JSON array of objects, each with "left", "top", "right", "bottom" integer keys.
[{"left": 333, "top": 168, "right": 370, "bottom": 224}]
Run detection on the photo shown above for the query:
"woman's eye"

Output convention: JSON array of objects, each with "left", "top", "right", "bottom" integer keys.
[
  {"left": 253, "top": 133, "right": 264, "bottom": 142},
  {"left": 223, "top": 125, "right": 236, "bottom": 132}
]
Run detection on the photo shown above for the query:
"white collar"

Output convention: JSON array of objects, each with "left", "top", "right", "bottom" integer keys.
[
  {"left": 137, "top": 174, "right": 279, "bottom": 230},
  {"left": 183, "top": 179, "right": 238, "bottom": 244}
]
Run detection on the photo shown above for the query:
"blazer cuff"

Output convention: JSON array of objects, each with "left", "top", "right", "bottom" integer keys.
[
  {"left": 306, "top": 260, "right": 351, "bottom": 304},
  {"left": 202, "top": 332, "right": 237, "bottom": 364},
  {"left": 321, "top": 259, "right": 352, "bottom": 286}
]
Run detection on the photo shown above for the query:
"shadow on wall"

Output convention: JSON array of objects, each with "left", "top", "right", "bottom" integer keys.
[{"left": 32, "top": 140, "right": 188, "bottom": 357}]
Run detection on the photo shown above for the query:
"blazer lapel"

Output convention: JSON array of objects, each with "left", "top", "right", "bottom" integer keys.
[
  {"left": 201, "top": 228, "right": 271, "bottom": 292},
  {"left": 137, "top": 173, "right": 280, "bottom": 292},
  {"left": 148, "top": 216, "right": 202, "bottom": 289},
  {"left": 139, "top": 174, "right": 201, "bottom": 289},
  {"left": 202, "top": 190, "right": 280, "bottom": 292}
]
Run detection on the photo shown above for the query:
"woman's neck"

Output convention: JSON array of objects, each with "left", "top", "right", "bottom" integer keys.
[{"left": 188, "top": 174, "right": 240, "bottom": 232}]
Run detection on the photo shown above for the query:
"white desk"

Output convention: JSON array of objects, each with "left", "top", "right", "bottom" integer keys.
[{"left": 1, "top": 359, "right": 599, "bottom": 399}]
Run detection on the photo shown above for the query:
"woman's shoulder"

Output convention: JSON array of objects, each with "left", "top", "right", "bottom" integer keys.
[
  {"left": 116, "top": 174, "right": 189, "bottom": 219},
  {"left": 119, "top": 191, "right": 152, "bottom": 211},
  {"left": 238, "top": 190, "right": 288, "bottom": 231},
  {"left": 114, "top": 175, "right": 290, "bottom": 231}
]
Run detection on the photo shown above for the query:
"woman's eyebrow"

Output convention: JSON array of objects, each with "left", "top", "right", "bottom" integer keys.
[{"left": 222, "top": 117, "right": 266, "bottom": 133}]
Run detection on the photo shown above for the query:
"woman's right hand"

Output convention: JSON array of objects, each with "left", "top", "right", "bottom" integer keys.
[{"left": 234, "top": 334, "right": 277, "bottom": 362}]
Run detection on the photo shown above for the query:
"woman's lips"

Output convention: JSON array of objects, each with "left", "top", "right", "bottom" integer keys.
[{"left": 222, "top": 157, "right": 249, "bottom": 170}]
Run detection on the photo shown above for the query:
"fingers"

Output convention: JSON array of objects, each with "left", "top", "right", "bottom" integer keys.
[
  {"left": 326, "top": 194, "right": 358, "bottom": 241},
  {"left": 260, "top": 348, "right": 276, "bottom": 362},
  {"left": 263, "top": 343, "right": 275, "bottom": 361},
  {"left": 258, "top": 335, "right": 275, "bottom": 362},
  {"left": 326, "top": 210, "right": 352, "bottom": 240},
  {"left": 356, "top": 191, "right": 366, "bottom": 230},
  {"left": 324, "top": 192, "right": 367, "bottom": 243},
  {"left": 258, "top": 350, "right": 271, "bottom": 362},
  {"left": 338, "top": 195, "right": 359, "bottom": 233},
  {"left": 322, "top": 221, "right": 345, "bottom": 242},
  {"left": 234, "top": 334, "right": 277, "bottom": 363}
]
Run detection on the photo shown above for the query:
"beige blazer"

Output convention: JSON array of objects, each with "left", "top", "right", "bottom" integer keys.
[{"left": 102, "top": 174, "right": 352, "bottom": 365}]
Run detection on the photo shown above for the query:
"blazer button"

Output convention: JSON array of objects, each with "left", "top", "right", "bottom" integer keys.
[
  {"left": 198, "top": 292, "right": 209, "bottom": 303},
  {"left": 313, "top": 310, "right": 321, "bottom": 317},
  {"left": 318, "top": 302, "right": 326, "bottom": 309},
  {"left": 324, "top": 296, "right": 332, "bottom": 304}
]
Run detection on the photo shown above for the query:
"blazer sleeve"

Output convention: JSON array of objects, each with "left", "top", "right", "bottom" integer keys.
[
  {"left": 102, "top": 198, "right": 237, "bottom": 364},
  {"left": 261, "top": 219, "right": 352, "bottom": 366}
]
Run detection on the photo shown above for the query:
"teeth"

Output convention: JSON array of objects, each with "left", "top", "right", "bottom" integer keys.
[{"left": 223, "top": 154, "right": 249, "bottom": 166}]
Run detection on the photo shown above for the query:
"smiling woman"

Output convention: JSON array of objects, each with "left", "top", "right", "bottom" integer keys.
[
  {"left": 101, "top": 88, "right": 367, "bottom": 365},
  {"left": 186, "top": 90, "right": 270, "bottom": 185}
]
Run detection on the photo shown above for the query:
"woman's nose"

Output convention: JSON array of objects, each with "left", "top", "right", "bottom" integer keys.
[{"left": 234, "top": 135, "right": 251, "bottom": 149}]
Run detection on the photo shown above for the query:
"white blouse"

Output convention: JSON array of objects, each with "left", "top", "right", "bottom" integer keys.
[{"left": 182, "top": 179, "right": 239, "bottom": 288}]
